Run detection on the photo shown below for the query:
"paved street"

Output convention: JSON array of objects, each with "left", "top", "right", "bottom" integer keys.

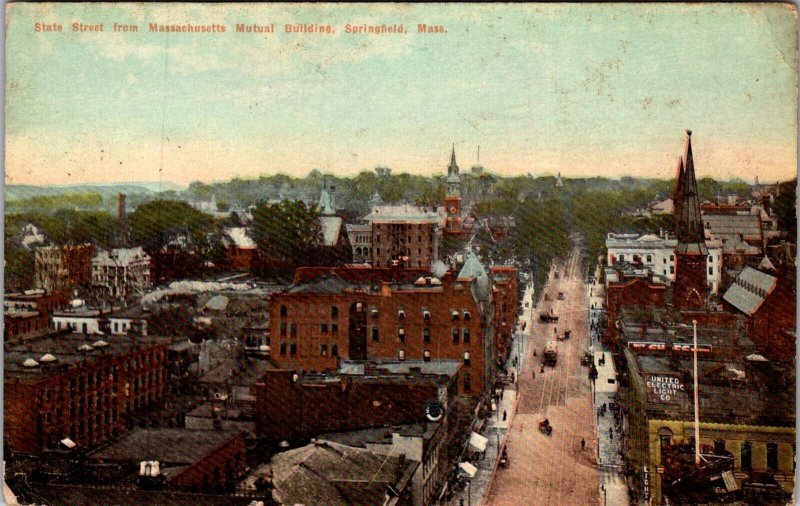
[{"left": 485, "top": 249, "right": 599, "bottom": 506}]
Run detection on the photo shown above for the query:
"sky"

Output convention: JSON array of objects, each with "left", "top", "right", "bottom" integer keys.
[{"left": 5, "top": 3, "right": 797, "bottom": 186}]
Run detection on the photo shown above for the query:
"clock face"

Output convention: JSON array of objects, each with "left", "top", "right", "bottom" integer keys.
[
  {"left": 450, "top": 206, "right": 457, "bottom": 214},
  {"left": 425, "top": 401, "right": 444, "bottom": 422}
]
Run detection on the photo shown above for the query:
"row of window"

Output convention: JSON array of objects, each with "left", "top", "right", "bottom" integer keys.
[
  {"left": 372, "top": 326, "right": 471, "bottom": 344},
  {"left": 660, "top": 436, "right": 793, "bottom": 472},
  {"left": 278, "top": 307, "right": 473, "bottom": 323}
]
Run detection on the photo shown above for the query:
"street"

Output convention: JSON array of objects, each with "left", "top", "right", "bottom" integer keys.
[{"left": 485, "top": 248, "right": 599, "bottom": 506}]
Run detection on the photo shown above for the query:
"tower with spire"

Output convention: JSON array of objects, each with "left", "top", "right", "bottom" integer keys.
[
  {"left": 445, "top": 144, "right": 462, "bottom": 234},
  {"left": 672, "top": 130, "right": 708, "bottom": 309}
]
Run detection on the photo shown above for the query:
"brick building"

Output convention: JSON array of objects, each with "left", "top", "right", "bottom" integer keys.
[
  {"left": 34, "top": 244, "right": 95, "bottom": 292},
  {"left": 723, "top": 266, "right": 796, "bottom": 362},
  {"left": 253, "top": 361, "right": 459, "bottom": 443},
  {"left": 368, "top": 210, "right": 443, "bottom": 269},
  {"left": 4, "top": 310, "right": 49, "bottom": 340},
  {"left": 222, "top": 227, "right": 257, "bottom": 271},
  {"left": 490, "top": 266, "right": 519, "bottom": 362},
  {"left": 4, "top": 290, "right": 71, "bottom": 341},
  {"left": 605, "top": 276, "right": 666, "bottom": 340},
  {"left": 4, "top": 333, "right": 170, "bottom": 454},
  {"left": 91, "top": 247, "right": 152, "bottom": 301},
  {"left": 88, "top": 428, "right": 246, "bottom": 493},
  {"left": 267, "top": 255, "right": 496, "bottom": 397}
]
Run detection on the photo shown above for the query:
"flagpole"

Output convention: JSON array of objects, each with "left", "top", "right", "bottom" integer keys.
[{"left": 693, "top": 319, "right": 700, "bottom": 465}]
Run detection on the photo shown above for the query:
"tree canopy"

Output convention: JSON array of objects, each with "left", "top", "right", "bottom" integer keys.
[{"left": 251, "top": 200, "right": 322, "bottom": 264}]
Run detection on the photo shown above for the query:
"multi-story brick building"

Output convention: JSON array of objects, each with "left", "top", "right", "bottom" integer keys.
[
  {"left": 490, "top": 266, "right": 519, "bottom": 362},
  {"left": 367, "top": 208, "right": 444, "bottom": 269},
  {"left": 4, "top": 332, "right": 170, "bottom": 454},
  {"left": 267, "top": 254, "right": 496, "bottom": 397},
  {"left": 4, "top": 290, "right": 72, "bottom": 341},
  {"left": 35, "top": 244, "right": 95, "bottom": 292}
]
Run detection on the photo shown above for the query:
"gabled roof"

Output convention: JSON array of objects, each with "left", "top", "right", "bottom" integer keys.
[
  {"left": 722, "top": 266, "right": 777, "bottom": 316},
  {"left": 93, "top": 247, "right": 150, "bottom": 266},
  {"left": 224, "top": 227, "right": 256, "bottom": 249}
]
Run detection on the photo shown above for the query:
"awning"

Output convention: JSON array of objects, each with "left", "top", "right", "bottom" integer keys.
[
  {"left": 458, "top": 461, "right": 478, "bottom": 478},
  {"left": 468, "top": 432, "right": 488, "bottom": 452},
  {"left": 60, "top": 437, "right": 76, "bottom": 449}
]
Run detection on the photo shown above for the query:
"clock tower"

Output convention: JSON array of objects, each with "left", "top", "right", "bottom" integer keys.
[{"left": 445, "top": 145, "right": 462, "bottom": 234}]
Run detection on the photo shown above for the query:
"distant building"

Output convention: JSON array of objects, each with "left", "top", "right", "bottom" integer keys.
[
  {"left": 17, "top": 223, "right": 48, "bottom": 250},
  {"left": 605, "top": 232, "right": 722, "bottom": 294},
  {"left": 35, "top": 244, "right": 95, "bottom": 292},
  {"left": 444, "top": 146, "right": 463, "bottom": 234},
  {"left": 345, "top": 223, "right": 372, "bottom": 264},
  {"left": 91, "top": 247, "right": 151, "bottom": 300},
  {"left": 4, "top": 290, "right": 71, "bottom": 341},
  {"left": 490, "top": 266, "right": 519, "bottom": 362},
  {"left": 4, "top": 333, "right": 170, "bottom": 453},
  {"left": 368, "top": 208, "right": 443, "bottom": 269},
  {"left": 221, "top": 227, "right": 257, "bottom": 271}
]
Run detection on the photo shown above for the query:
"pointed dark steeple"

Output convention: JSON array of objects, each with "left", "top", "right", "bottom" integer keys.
[
  {"left": 675, "top": 130, "right": 706, "bottom": 248},
  {"left": 448, "top": 144, "right": 459, "bottom": 176}
]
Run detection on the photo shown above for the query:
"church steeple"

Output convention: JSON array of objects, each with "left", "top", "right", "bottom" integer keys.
[
  {"left": 448, "top": 144, "right": 459, "bottom": 176},
  {"left": 673, "top": 156, "right": 684, "bottom": 234},
  {"left": 675, "top": 130, "right": 705, "bottom": 247}
]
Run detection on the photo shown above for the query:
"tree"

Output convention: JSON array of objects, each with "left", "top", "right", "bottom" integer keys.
[
  {"left": 772, "top": 179, "right": 797, "bottom": 243},
  {"left": 251, "top": 200, "right": 322, "bottom": 265},
  {"left": 129, "top": 200, "right": 220, "bottom": 280}
]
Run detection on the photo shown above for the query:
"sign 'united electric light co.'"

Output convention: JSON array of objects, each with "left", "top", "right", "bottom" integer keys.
[{"left": 644, "top": 373, "right": 685, "bottom": 404}]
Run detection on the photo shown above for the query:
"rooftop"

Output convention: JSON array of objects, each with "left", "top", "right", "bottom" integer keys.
[
  {"left": 318, "top": 422, "right": 440, "bottom": 448},
  {"left": 626, "top": 348, "right": 794, "bottom": 427},
  {"left": 89, "top": 428, "right": 242, "bottom": 464},
  {"left": 338, "top": 359, "right": 461, "bottom": 379},
  {"left": 4, "top": 332, "right": 172, "bottom": 380},
  {"left": 722, "top": 266, "right": 777, "bottom": 316},
  {"left": 265, "top": 440, "right": 418, "bottom": 506}
]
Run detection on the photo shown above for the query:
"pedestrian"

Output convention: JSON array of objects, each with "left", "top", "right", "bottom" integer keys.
[
  {"left": 540, "top": 365, "right": 544, "bottom": 373},
  {"left": 533, "top": 349, "right": 537, "bottom": 357},
  {"left": 532, "top": 370, "right": 536, "bottom": 379},
  {"left": 609, "top": 427, "right": 613, "bottom": 440},
  {"left": 500, "top": 389, "right": 504, "bottom": 401},
  {"left": 581, "top": 437, "right": 586, "bottom": 450},
  {"left": 503, "top": 410, "right": 507, "bottom": 421}
]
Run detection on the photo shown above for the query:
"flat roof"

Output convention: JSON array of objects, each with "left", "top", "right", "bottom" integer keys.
[
  {"left": 89, "top": 428, "right": 241, "bottom": 464},
  {"left": 318, "top": 422, "right": 440, "bottom": 448},
  {"left": 5, "top": 333, "right": 172, "bottom": 381}
]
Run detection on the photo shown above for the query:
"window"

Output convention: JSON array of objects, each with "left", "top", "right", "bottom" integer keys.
[
  {"left": 398, "top": 327, "right": 405, "bottom": 343},
  {"left": 423, "top": 310, "right": 431, "bottom": 321},
  {"left": 320, "top": 344, "right": 328, "bottom": 356},
  {"left": 398, "top": 349, "right": 405, "bottom": 361},
  {"left": 321, "top": 323, "right": 328, "bottom": 333},
  {"left": 451, "top": 310, "right": 459, "bottom": 321},
  {"left": 331, "top": 324, "right": 338, "bottom": 335},
  {"left": 331, "top": 306, "right": 338, "bottom": 319},
  {"left": 670, "top": 266, "right": 675, "bottom": 274},
  {"left": 463, "top": 310, "right": 471, "bottom": 321},
  {"left": 452, "top": 328, "right": 459, "bottom": 344},
  {"left": 289, "top": 343, "right": 297, "bottom": 356},
  {"left": 714, "top": 440, "right": 726, "bottom": 454},
  {"left": 463, "top": 373, "right": 471, "bottom": 391},
  {"left": 767, "top": 443, "right": 778, "bottom": 471},
  {"left": 741, "top": 442, "right": 752, "bottom": 471},
  {"left": 708, "top": 255, "right": 713, "bottom": 263},
  {"left": 371, "top": 308, "right": 379, "bottom": 318},
  {"left": 279, "top": 343, "right": 287, "bottom": 355},
  {"left": 332, "top": 344, "right": 339, "bottom": 357},
  {"left": 423, "top": 350, "right": 431, "bottom": 362},
  {"left": 670, "top": 255, "right": 674, "bottom": 261},
  {"left": 372, "top": 327, "right": 379, "bottom": 342},
  {"left": 463, "top": 351, "right": 471, "bottom": 366},
  {"left": 663, "top": 258, "right": 667, "bottom": 264},
  {"left": 398, "top": 309, "right": 406, "bottom": 321},
  {"left": 463, "top": 329, "right": 471, "bottom": 343},
  {"left": 290, "top": 323, "right": 297, "bottom": 338},
  {"left": 619, "top": 254, "right": 625, "bottom": 262},
  {"left": 709, "top": 267, "right": 713, "bottom": 276},
  {"left": 646, "top": 255, "right": 652, "bottom": 262},
  {"left": 423, "top": 328, "right": 430, "bottom": 343},
  {"left": 280, "top": 305, "right": 287, "bottom": 317}
]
